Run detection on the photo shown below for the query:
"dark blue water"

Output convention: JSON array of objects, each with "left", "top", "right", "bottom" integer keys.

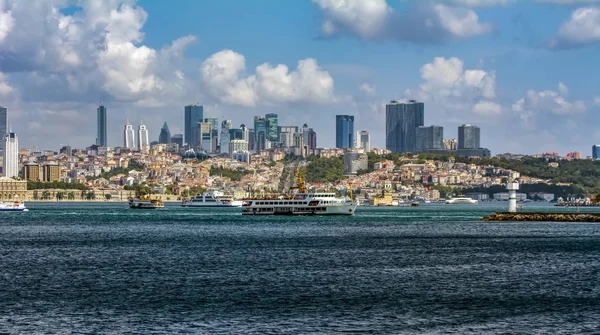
[{"left": 1, "top": 203, "right": 599, "bottom": 334}]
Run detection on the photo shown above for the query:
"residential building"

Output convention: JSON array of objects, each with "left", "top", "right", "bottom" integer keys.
[
  {"left": 23, "top": 163, "right": 41, "bottom": 182},
  {"left": 123, "top": 121, "right": 136, "bottom": 149},
  {"left": 229, "top": 139, "right": 249, "bottom": 154},
  {"left": 416, "top": 125, "right": 443, "bottom": 152},
  {"left": 43, "top": 163, "right": 60, "bottom": 182},
  {"left": 184, "top": 104, "right": 203, "bottom": 148},
  {"left": 3, "top": 131, "right": 18, "bottom": 178},
  {"left": 96, "top": 105, "right": 107, "bottom": 147},
  {"left": 458, "top": 124, "right": 480, "bottom": 149},
  {"left": 0, "top": 106, "right": 6, "bottom": 156},
  {"left": 220, "top": 120, "right": 232, "bottom": 154},
  {"left": 357, "top": 130, "right": 371, "bottom": 152},
  {"left": 336, "top": 115, "right": 354, "bottom": 149},
  {"left": 254, "top": 116, "right": 268, "bottom": 151},
  {"left": 158, "top": 122, "right": 171, "bottom": 144},
  {"left": 138, "top": 121, "right": 149, "bottom": 153},
  {"left": 386, "top": 100, "right": 424, "bottom": 153},
  {"left": 265, "top": 113, "right": 279, "bottom": 143}
]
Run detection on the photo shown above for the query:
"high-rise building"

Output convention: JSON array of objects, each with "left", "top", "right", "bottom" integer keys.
[
  {"left": 0, "top": 106, "right": 7, "bottom": 156},
  {"left": 198, "top": 122, "right": 212, "bottom": 153},
  {"left": 444, "top": 138, "right": 457, "bottom": 150},
  {"left": 230, "top": 128, "right": 243, "bottom": 140},
  {"left": 386, "top": 100, "right": 424, "bottom": 153},
  {"left": 3, "top": 131, "right": 18, "bottom": 178},
  {"left": 158, "top": 122, "right": 171, "bottom": 144},
  {"left": 336, "top": 115, "right": 354, "bottom": 149},
  {"left": 123, "top": 121, "right": 136, "bottom": 149},
  {"left": 23, "top": 163, "right": 41, "bottom": 182},
  {"left": 265, "top": 113, "right": 279, "bottom": 143},
  {"left": 278, "top": 126, "right": 298, "bottom": 148},
  {"left": 184, "top": 104, "right": 203, "bottom": 148},
  {"left": 356, "top": 130, "right": 371, "bottom": 152},
  {"left": 204, "top": 118, "right": 219, "bottom": 153},
  {"left": 171, "top": 134, "right": 183, "bottom": 147},
  {"left": 593, "top": 145, "right": 600, "bottom": 160},
  {"left": 220, "top": 120, "right": 232, "bottom": 154},
  {"left": 416, "top": 125, "right": 444, "bottom": 152},
  {"left": 248, "top": 128, "right": 255, "bottom": 151},
  {"left": 43, "top": 163, "right": 60, "bottom": 182},
  {"left": 307, "top": 128, "right": 317, "bottom": 153},
  {"left": 458, "top": 124, "right": 480, "bottom": 149},
  {"left": 254, "top": 116, "right": 268, "bottom": 151},
  {"left": 229, "top": 139, "right": 249, "bottom": 154},
  {"left": 138, "top": 121, "right": 149, "bottom": 153},
  {"left": 96, "top": 105, "right": 107, "bottom": 147},
  {"left": 302, "top": 123, "right": 310, "bottom": 146}
]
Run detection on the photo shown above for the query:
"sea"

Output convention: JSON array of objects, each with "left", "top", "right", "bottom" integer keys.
[{"left": 1, "top": 202, "right": 599, "bottom": 334}]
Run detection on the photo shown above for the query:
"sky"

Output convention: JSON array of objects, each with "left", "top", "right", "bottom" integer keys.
[{"left": 0, "top": 0, "right": 599, "bottom": 155}]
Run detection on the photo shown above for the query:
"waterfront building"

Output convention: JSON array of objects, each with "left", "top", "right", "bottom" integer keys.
[
  {"left": 3, "top": 131, "right": 18, "bottom": 178},
  {"left": 416, "top": 125, "right": 444, "bottom": 152},
  {"left": 204, "top": 118, "right": 219, "bottom": 153},
  {"left": 198, "top": 122, "right": 212, "bottom": 153},
  {"left": 458, "top": 124, "right": 480, "bottom": 149},
  {"left": 23, "top": 163, "right": 41, "bottom": 182},
  {"left": 254, "top": 117, "right": 268, "bottom": 151},
  {"left": 158, "top": 122, "right": 171, "bottom": 144},
  {"left": 0, "top": 106, "right": 6, "bottom": 156},
  {"left": 138, "top": 121, "right": 149, "bottom": 153},
  {"left": 356, "top": 130, "right": 371, "bottom": 152},
  {"left": 123, "top": 121, "right": 136, "bottom": 149},
  {"left": 43, "top": 163, "right": 60, "bottom": 182},
  {"left": 221, "top": 120, "right": 232, "bottom": 154},
  {"left": 0, "top": 176, "right": 26, "bottom": 201},
  {"left": 96, "top": 105, "right": 107, "bottom": 147},
  {"left": 593, "top": 145, "right": 600, "bottom": 160},
  {"left": 184, "top": 104, "right": 203, "bottom": 148},
  {"left": 265, "top": 113, "right": 279, "bottom": 143},
  {"left": 386, "top": 100, "right": 424, "bottom": 153},
  {"left": 336, "top": 115, "right": 354, "bottom": 149}
]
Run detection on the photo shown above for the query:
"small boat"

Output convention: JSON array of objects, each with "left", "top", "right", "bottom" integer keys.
[
  {"left": 445, "top": 197, "right": 478, "bottom": 204},
  {"left": 128, "top": 195, "right": 164, "bottom": 209},
  {"left": 0, "top": 197, "right": 28, "bottom": 212},
  {"left": 181, "top": 191, "right": 243, "bottom": 208}
]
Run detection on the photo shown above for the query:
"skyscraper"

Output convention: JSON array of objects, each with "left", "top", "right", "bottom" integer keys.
[
  {"left": 386, "top": 100, "right": 424, "bottom": 153},
  {"left": 184, "top": 104, "right": 203, "bottom": 148},
  {"left": 123, "top": 120, "right": 136, "bottom": 149},
  {"left": 158, "top": 122, "right": 171, "bottom": 144},
  {"left": 458, "top": 124, "right": 480, "bottom": 149},
  {"left": 357, "top": 130, "right": 371, "bottom": 152},
  {"left": 336, "top": 115, "right": 354, "bottom": 149},
  {"left": 593, "top": 145, "right": 600, "bottom": 160},
  {"left": 279, "top": 126, "right": 298, "bottom": 148},
  {"left": 0, "top": 106, "right": 7, "bottom": 156},
  {"left": 220, "top": 120, "right": 232, "bottom": 154},
  {"left": 198, "top": 122, "right": 212, "bottom": 152},
  {"left": 254, "top": 116, "right": 268, "bottom": 151},
  {"left": 265, "top": 113, "right": 279, "bottom": 143},
  {"left": 240, "top": 124, "right": 249, "bottom": 143},
  {"left": 3, "top": 131, "right": 18, "bottom": 178},
  {"left": 204, "top": 117, "right": 219, "bottom": 153},
  {"left": 138, "top": 121, "right": 149, "bottom": 153},
  {"left": 307, "top": 128, "right": 317, "bottom": 153},
  {"left": 416, "top": 125, "right": 443, "bottom": 152},
  {"left": 96, "top": 105, "right": 107, "bottom": 147}
]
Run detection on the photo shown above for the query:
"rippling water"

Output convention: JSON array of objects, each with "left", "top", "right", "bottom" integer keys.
[{"left": 1, "top": 202, "right": 599, "bottom": 334}]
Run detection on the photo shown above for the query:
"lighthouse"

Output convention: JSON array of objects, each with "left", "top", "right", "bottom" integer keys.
[{"left": 507, "top": 182, "right": 519, "bottom": 213}]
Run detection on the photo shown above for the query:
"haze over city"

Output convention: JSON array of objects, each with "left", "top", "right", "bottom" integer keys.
[{"left": 1, "top": 0, "right": 599, "bottom": 154}]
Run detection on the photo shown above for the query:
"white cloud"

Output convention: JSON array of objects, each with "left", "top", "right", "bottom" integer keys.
[
  {"left": 594, "top": 96, "right": 600, "bottom": 105},
  {"left": 452, "top": 0, "right": 515, "bottom": 6},
  {"left": 313, "top": 0, "right": 492, "bottom": 43},
  {"left": 359, "top": 83, "right": 376, "bottom": 95},
  {"left": 547, "top": 7, "right": 600, "bottom": 49},
  {"left": 200, "top": 50, "right": 337, "bottom": 107},
  {"left": 0, "top": 72, "right": 14, "bottom": 96},
  {"left": 558, "top": 81, "right": 569, "bottom": 95},
  {"left": 473, "top": 101, "right": 502, "bottom": 115},
  {"left": 512, "top": 83, "right": 586, "bottom": 125},
  {"left": 537, "top": 0, "right": 600, "bottom": 3}
]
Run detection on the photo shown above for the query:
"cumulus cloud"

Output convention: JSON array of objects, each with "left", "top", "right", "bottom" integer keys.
[
  {"left": 512, "top": 83, "right": 586, "bottom": 127},
  {"left": 547, "top": 7, "right": 600, "bottom": 49},
  {"left": 359, "top": 83, "right": 376, "bottom": 95},
  {"left": 595, "top": 96, "right": 600, "bottom": 105},
  {"left": 537, "top": 0, "right": 600, "bottom": 3},
  {"left": 452, "top": 0, "right": 515, "bottom": 6},
  {"left": 0, "top": 72, "right": 14, "bottom": 97},
  {"left": 473, "top": 101, "right": 502, "bottom": 115},
  {"left": 313, "top": 0, "right": 492, "bottom": 43},
  {"left": 200, "top": 50, "right": 337, "bottom": 107}
]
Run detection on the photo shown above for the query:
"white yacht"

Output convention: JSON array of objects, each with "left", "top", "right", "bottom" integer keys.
[
  {"left": 445, "top": 197, "right": 478, "bottom": 204},
  {"left": 241, "top": 173, "right": 357, "bottom": 216},
  {"left": 181, "top": 191, "right": 243, "bottom": 208}
]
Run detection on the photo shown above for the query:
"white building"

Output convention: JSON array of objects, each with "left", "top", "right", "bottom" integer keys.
[
  {"left": 343, "top": 151, "right": 368, "bottom": 175},
  {"left": 356, "top": 130, "right": 370, "bottom": 152},
  {"left": 3, "top": 131, "right": 18, "bottom": 178},
  {"left": 220, "top": 120, "right": 232, "bottom": 154},
  {"left": 123, "top": 121, "right": 136, "bottom": 149},
  {"left": 138, "top": 122, "right": 149, "bottom": 153},
  {"left": 229, "top": 139, "right": 249, "bottom": 154}
]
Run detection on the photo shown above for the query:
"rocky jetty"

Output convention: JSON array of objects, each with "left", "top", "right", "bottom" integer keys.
[{"left": 482, "top": 212, "right": 600, "bottom": 222}]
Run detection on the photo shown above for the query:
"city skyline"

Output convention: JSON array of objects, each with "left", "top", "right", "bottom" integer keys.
[{"left": 1, "top": 1, "right": 599, "bottom": 154}]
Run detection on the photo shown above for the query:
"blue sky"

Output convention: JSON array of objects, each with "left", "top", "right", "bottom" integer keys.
[{"left": 0, "top": 0, "right": 599, "bottom": 155}]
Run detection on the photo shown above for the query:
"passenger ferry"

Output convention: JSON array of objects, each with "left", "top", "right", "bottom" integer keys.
[
  {"left": 241, "top": 172, "right": 357, "bottom": 216},
  {"left": 181, "top": 191, "right": 243, "bottom": 208},
  {"left": 445, "top": 197, "right": 478, "bottom": 204},
  {"left": 128, "top": 195, "right": 165, "bottom": 209},
  {"left": 0, "top": 197, "right": 28, "bottom": 212}
]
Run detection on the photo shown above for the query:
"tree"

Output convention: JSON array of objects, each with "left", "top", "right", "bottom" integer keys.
[
  {"left": 67, "top": 192, "right": 75, "bottom": 200},
  {"left": 105, "top": 194, "right": 112, "bottom": 201},
  {"left": 56, "top": 192, "right": 65, "bottom": 201}
]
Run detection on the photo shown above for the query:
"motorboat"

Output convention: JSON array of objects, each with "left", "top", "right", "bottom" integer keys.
[
  {"left": 181, "top": 191, "right": 243, "bottom": 207},
  {"left": 445, "top": 197, "right": 478, "bottom": 204}
]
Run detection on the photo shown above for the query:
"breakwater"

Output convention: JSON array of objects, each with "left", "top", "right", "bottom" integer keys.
[{"left": 482, "top": 212, "right": 600, "bottom": 222}]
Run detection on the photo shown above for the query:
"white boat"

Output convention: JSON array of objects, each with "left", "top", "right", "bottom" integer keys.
[
  {"left": 445, "top": 197, "right": 478, "bottom": 204},
  {"left": 241, "top": 172, "right": 357, "bottom": 216},
  {"left": 0, "top": 197, "right": 28, "bottom": 212},
  {"left": 128, "top": 195, "right": 165, "bottom": 209},
  {"left": 181, "top": 191, "right": 243, "bottom": 207}
]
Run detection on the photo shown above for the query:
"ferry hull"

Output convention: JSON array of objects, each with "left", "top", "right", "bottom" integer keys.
[
  {"left": 242, "top": 205, "right": 356, "bottom": 216},
  {"left": 0, "top": 208, "right": 28, "bottom": 212}
]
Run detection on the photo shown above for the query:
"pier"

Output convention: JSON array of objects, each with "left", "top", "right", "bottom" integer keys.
[{"left": 482, "top": 212, "right": 600, "bottom": 222}]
